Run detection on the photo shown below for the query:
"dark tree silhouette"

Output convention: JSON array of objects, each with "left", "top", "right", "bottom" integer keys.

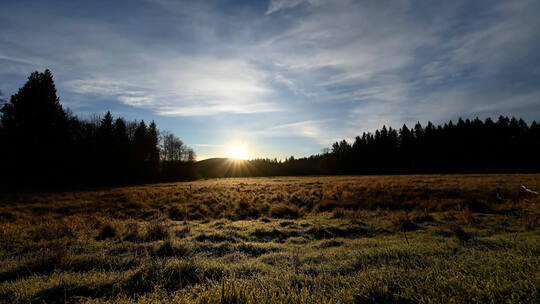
[
  {"left": 0, "top": 70, "right": 69, "bottom": 184},
  {"left": 317, "top": 116, "right": 540, "bottom": 175},
  {"left": 2, "top": 70, "right": 539, "bottom": 186},
  {"left": 0, "top": 70, "right": 195, "bottom": 188},
  {"left": 197, "top": 116, "right": 540, "bottom": 179},
  {"left": 112, "top": 117, "right": 130, "bottom": 183},
  {"left": 147, "top": 121, "right": 160, "bottom": 179}
]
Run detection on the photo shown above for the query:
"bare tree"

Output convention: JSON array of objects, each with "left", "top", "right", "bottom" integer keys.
[
  {"left": 126, "top": 121, "right": 139, "bottom": 141},
  {"left": 88, "top": 113, "right": 102, "bottom": 127},
  {"left": 187, "top": 148, "right": 196, "bottom": 162},
  {"left": 160, "top": 130, "right": 186, "bottom": 161}
]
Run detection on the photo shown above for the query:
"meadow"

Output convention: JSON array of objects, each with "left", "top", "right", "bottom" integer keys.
[{"left": 0, "top": 174, "right": 539, "bottom": 303}]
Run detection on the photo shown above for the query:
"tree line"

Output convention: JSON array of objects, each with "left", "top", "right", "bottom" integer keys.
[
  {"left": 2, "top": 70, "right": 540, "bottom": 186},
  {"left": 200, "top": 116, "right": 540, "bottom": 178},
  {"left": 324, "top": 117, "right": 540, "bottom": 174},
  {"left": 0, "top": 70, "right": 195, "bottom": 188}
]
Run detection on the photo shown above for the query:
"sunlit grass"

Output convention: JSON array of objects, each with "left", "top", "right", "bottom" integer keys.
[{"left": 0, "top": 174, "right": 538, "bottom": 303}]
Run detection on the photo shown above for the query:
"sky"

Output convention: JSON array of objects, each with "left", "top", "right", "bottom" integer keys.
[{"left": 1, "top": 0, "right": 540, "bottom": 160}]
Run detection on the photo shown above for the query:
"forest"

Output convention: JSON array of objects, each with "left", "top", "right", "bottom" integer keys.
[
  {"left": 198, "top": 117, "right": 540, "bottom": 178},
  {"left": 0, "top": 70, "right": 196, "bottom": 188},
  {"left": 2, "top": 70, "right": 540, "bottom": 186},
  {"left": 249, "top": 115, "right": 540, "bottom": 176}
]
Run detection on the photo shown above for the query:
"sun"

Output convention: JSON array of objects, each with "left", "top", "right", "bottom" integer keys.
[{"left": 228, "top": 145, "right": 248, "bottom": 160}]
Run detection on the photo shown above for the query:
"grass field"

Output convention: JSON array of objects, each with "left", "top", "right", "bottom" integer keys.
[{"left": 0, "top": 174, "right": 539, "bottom": 303}]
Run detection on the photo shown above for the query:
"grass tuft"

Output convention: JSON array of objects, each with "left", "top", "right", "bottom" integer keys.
[
  {"left": 390, "top": 211, "right": 420, "bottom": 232},
  {"left": 154, "top": 240, "right": 193, "bottom": 258},
  {"left": 448, "top": 224, "right": 473, "bottom": 244},
  {"left": 96, "top": 221, "right": 117, "bottom": 240},
  {"left": 144, "top": 218, "right": 170, "bottom": 241},
  {"left": 269, "top": 203, "right": 300, "bottom": 218}
]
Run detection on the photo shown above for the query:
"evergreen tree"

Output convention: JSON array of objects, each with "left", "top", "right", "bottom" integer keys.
[
  {"left": 147, "top": 121, "right": 160, "bottom": 178},
  {"left": 0, "top": 70, "right": 195, "bottom": 187},
  {"left": 0, "top": 70, "right": 69, "bottom": 183},
  {"left": 97, "top": 112, "right": 115, "bottom": 183},
  {"left": 113, "top": 117, "right": 129, "bottom": 182},
  {"left": 132, "top": 120, "right": 148, "bottom": 180}
]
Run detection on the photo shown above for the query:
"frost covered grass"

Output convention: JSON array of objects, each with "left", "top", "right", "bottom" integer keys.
[{"left": 0, "top": 174, "right": 538, "bottom": 303}]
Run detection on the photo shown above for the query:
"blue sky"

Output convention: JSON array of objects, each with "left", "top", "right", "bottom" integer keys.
[{"left": 1, "top": 0, "right": 540, "bottom": 160}]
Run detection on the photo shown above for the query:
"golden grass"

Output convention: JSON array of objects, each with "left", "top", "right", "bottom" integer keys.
[
  {"left": 0, "top": 174, "right": 538, "bottom": 303},
  {"left": 1, "top": 174, "right": 539, "bottom": 222}
]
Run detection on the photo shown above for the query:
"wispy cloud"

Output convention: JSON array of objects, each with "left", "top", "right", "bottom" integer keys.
[
  {"left": 0, "top": 54, "right": 42, "bottom": 66},
  {"left": 1, "top": 0, "right": 539, "bottom": 157},
  {"left": 63, "top": 56, "right": 280, "bottom": 116},
  {"left": 265, "top": 0, "right": 321, "bottom": 15},
  {"left": 245, "top": 119, "right": 345, "bottom": 145}
]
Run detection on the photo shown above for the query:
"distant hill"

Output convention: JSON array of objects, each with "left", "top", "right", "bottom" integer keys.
[{"left": 196, "top": 158, "right": 257, "bottom": 178}]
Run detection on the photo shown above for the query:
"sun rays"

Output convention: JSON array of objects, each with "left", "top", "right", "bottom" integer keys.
[{"left": 228, "top": 144, "right": 249, "bottom": 160}]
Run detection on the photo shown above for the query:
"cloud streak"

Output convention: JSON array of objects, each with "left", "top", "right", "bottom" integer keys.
[
  {"left": 63, "top": 56, "right": 280, "bottom": 116},
  {"left": 1, "top": 0, "right": 539, "bottom": 158}
]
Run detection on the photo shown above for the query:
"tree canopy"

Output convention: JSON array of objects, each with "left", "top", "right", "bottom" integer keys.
[{"left": 0, "top": 70, "right": 195, "bottom": 188}]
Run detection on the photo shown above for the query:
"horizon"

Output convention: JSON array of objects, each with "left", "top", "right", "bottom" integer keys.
[{"left": 1, "top": 0, "right": 540, "bottom": 160}]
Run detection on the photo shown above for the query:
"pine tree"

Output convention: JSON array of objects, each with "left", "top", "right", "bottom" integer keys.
[
  {"left": 97, "top": 111, "right": 115, "bottom": 183},
  {"left": 132, "top": 120, "right": 148, "bottom": 180},
  {"left": 0, "top": 70, "right": 69, "bottom": 183},
  {"left": 113, "top": 117, "right": 129, "bottom": 182},
  {"left": 147, "top": 121, "right": 160, "bottom": 178}
]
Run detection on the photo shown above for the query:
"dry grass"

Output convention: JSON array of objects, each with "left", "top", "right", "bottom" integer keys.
[
  {"left": 0, "top": 174, "right": 538, "bottom": 303},
  {"left": 0, "top": 174, "right": 538, "bottom": 221}
]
